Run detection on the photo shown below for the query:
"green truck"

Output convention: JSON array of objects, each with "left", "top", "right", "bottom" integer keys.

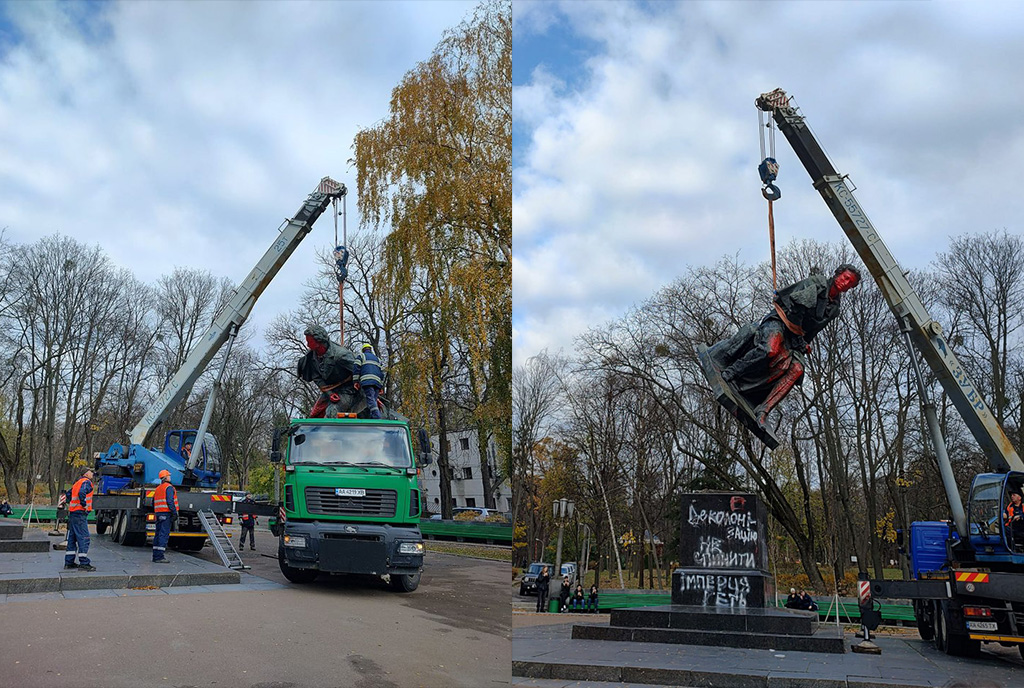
[{"left": 270, "top": 416, "right": 428, "bottom": 592}]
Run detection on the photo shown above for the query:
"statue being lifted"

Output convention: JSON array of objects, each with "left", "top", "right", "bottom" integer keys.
[
  {"left": 296, "top": 324, "right": 361, "bottom": 418},
  {"left": 698, "top": 264, "right": 862, "bottom": 448}
]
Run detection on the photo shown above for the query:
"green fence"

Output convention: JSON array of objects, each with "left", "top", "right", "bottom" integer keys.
[
  {"left": 7, "top": 506, "right": 87, "bottom": 521},
  {"left": 419, "top": 519, "right": 512, "bottom": 545}
]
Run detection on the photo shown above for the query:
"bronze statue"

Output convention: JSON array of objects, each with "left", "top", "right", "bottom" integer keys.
[{"left": 699, "top": 264, "right": 862, "bottom": 447}]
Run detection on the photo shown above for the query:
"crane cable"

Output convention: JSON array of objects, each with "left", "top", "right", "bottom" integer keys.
[
  {"left": 758, "top": 108, "right": 781, "bottom": 291},
  {"left": 332, "top": 193, "right": 350, "bottom": 345}
]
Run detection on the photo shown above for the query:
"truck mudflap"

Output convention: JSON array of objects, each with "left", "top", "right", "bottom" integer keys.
[{"left": 281, "top": 521, "right": 424, "bottom": 576}]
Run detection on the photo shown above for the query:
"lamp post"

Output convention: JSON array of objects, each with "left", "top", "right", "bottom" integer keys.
[{"left": 553, "top": 498, "right": 575, "bottom": 579}]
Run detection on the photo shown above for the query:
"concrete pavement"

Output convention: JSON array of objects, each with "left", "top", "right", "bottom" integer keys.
[
  {"left": 513, "top": 617, "right": 1023, "bottom": 688},
  {"left": 0, "top": 525, "right": 511, "bottom": 687}
]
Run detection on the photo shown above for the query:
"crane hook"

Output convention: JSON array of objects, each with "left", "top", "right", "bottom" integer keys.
[{"left": 762, "top": 183, "right": 781, "bottom": 201}]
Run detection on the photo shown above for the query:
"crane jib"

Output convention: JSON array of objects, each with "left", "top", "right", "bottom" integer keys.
[
  {"left": 129, "top": 178, "right": 346, "bottom": 446},
  {"left": 760, "top": 90, "right": 1023, "bottom": 474}
]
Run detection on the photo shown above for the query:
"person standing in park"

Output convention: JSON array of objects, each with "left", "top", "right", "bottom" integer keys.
[
  {"left": 64, "top": 468, "right": 96, "bottom": 571},
  {"left": 535, "top": 565, "right": 551, "bottom": 613},
  {"left": 152, "top": 470, "right": 179, "bottom": 563},
  {"left": 239, "top": 493, "right": 257, "bottom": 551}
]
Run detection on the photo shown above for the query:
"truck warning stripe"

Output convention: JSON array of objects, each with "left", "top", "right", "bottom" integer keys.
[
  {"left": 955, "top": 572, "right": 989, "bottom": 583},
  {"left": 970, "top": 633, "right": 1024, "bottom": 643},
  {"left": 145, "top": 490, "right": 155, "bottom": 498},
  {"left": 211, "top": 495, "right": 231, "bottom": 501}
]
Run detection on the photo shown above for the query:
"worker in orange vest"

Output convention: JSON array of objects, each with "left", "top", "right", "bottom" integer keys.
[
  {"left": 64, "top": 468, "right": 96, "bottom": 571},
  {"left": 152, "top": 469, "right": 179, "bottom": 563}
]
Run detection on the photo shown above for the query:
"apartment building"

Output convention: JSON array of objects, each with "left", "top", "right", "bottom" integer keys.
[{"left": 419, "top": 429, "right": 512, "bottom": 515}]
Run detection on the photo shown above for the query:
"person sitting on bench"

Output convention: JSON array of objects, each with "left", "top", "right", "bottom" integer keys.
[{"left": 586, "top": 585, "right": 599, "bottom": 613}]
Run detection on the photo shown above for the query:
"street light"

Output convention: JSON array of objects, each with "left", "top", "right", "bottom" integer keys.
[{"left": 553, "top": 498, "right": 575, "bottom": 581}]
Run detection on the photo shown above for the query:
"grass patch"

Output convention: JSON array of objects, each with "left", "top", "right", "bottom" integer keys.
[{"left": 424, "top": 541, "right": 511, "bottom": 562}]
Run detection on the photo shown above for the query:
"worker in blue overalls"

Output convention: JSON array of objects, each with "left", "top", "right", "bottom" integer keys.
[
  {"left": 64, "top": 468, "right": 96, "bottom": 571},
  {"left": 152, "top": 470, "right": 179, "bottom": 563},
  {"left": 354, "top": 344, "right": 384, "bottom": 419}
]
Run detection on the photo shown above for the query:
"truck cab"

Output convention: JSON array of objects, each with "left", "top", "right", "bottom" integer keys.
[
  {"left": 968, "top": 472, "right": 1024, "bottom": 564},
  {"left": 274, "top": 417, "right": 426, "bottom": 591}
]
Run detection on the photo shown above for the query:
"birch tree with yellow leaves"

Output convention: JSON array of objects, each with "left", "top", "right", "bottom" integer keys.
[{"left": 354, "top": 0, "right": 511, "bottom": 517}]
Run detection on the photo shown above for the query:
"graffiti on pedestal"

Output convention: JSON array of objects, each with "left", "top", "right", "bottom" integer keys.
[
  {"left": 679, "top": 493, "right": 767, "bottom": 571},
  {"left": 678, "top": 571, "right": 752, "bottom": 608}
]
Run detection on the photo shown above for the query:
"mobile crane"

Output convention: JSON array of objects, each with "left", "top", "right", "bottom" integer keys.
[
  {"left": 92, "top": 177, "right": 347, "bottom": 561},
  {"left": 757, "top": 88, "right": 1024, "bottom": 657}
]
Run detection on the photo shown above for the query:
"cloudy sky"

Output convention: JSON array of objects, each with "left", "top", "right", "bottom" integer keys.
[
  {"left": 0, "top": 0, "right": 474, "bottom": 345},
  {"left": 512, "top": 1, "right": 1024, "bottom": 366}
]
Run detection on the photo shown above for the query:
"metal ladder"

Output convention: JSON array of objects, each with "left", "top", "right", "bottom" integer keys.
[{"left": 197, "top": 510, "right": 249, "bottom": 570}]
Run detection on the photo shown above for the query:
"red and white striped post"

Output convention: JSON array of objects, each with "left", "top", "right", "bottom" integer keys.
[{"left": 858, "top": 581, "right": 871, "bottom": 607}]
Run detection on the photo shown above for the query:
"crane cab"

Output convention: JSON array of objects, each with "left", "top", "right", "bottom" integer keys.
[
  {"left": 164, "top": 429, "right": 222, "bottom": 475},
  {"left": 968, "top": 472, "right": 1024, "bottom": 564}
]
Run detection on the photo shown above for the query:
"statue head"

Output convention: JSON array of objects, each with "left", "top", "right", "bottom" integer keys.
[
  {"left": 304, "top": 325, "right": 330, "bottom": 355},
  {"left": 830, "top": 263, "right": 862, "bottom": 297}
]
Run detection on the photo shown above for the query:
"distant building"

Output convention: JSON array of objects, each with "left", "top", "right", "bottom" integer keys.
[{"left": 419, "top": 429, "right": 511, "bottom": 515}]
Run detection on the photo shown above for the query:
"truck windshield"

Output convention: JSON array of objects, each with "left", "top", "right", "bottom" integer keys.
[
  {"left": 289, "top": 425, "right": 412, "bottom": 468},
  {"left": 969, "top": 474, "right": 1004, "bottom": 537},
  {"left": 200, "top": 434, "right": 222, "bottom": 473}
]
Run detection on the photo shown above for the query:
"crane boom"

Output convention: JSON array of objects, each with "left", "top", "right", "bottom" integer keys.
[
  {"left": 130, "top": 177, "right": 347, "bottom": 446},
  {"left": 756, "top": 89, "right": 1023, "bottom": 474}
]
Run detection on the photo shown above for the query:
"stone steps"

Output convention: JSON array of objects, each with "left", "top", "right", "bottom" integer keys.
[
  {"left": 0, "top": 531, "right": 50, "bottom": 553},
  {"left": 572, "top": 604, "right": 844, "bottom": 654},
  {"left": 0, "top": 520, "right": 25, "bottom": 541},
  {"left": 572, "top": 621, "right": 845, "bottom": 653}
]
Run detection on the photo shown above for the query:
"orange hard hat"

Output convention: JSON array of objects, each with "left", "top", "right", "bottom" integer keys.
[{"left": 158, "top": 469, "right": 171, "bottom": 480}]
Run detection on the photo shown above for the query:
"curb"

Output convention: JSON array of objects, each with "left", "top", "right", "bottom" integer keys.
[{"left": 512, "top": 660, "right": 932, "bottom": 688}]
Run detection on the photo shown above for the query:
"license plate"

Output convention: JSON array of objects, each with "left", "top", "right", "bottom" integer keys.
[
  {"left": 967, "top": 621, "right": 997, "bottom": 631},
  {"left": 335, "top": 488, "right": 366, "bottom": 497}
]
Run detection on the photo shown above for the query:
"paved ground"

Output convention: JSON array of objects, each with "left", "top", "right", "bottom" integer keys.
[
  {"left": 0, "top": 524, "right": 511, "bottom": 687},
  {"left": 513, "top": 615, "right": 1023, "bottom": 687},
  {"left": 0, "top": 527, "right": 241, "bottom": 595}
]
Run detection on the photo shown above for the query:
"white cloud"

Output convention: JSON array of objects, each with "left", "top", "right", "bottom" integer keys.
[
  {"left": 513, "top": 0, "right": 1024, "bottom": 366},
  {"left": 0, "top": 0, "right": 475, "bottom": 346}
]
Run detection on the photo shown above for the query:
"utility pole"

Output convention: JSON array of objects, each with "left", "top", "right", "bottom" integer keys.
[{"left": 553, "top": 498, "right": 575, "bottom": 580}]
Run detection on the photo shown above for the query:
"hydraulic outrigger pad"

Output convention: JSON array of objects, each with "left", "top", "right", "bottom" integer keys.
[{"left": 697, "top": 344, "right": 780, "bottom": 450}]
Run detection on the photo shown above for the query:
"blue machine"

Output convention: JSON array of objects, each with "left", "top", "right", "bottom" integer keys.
[
  {"left": 97, "top": 431, "right": 222, "bottom": 492},
  {"left": 908, "top": 521, "right": 959, "bottom": 579}
]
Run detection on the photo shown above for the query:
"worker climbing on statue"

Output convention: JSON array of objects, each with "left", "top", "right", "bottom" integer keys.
[
  {"left": 354, "top": 343, "right": 384, "bottom": 420},
  {"left": 296, "top": 324, "right": 360, "bottom": 418},
  {"left": 705, "top": 263, "right": 862, "bottom": 427}
]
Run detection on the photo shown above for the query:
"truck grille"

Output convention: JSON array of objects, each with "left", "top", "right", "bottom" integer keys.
[{"left": 304, "top": 487, "right": 397, "bottom": 517}]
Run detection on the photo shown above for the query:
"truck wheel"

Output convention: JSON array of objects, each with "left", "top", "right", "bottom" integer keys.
[
  {"left": 946, "top": 633, "right": 980, "bottom": 658},
  {"left": 95, "top": 520, "right": 108, "bottom": 535},
  {"left": 111, "top": 512, "right": 126, "bottom": 545},
  {"left": 389, "top": 572, "right": 421, "bottom": 593},
  {"left": 122, "top": 530, "right": 146, "bottom": 547},
  {"left": 933, "top": 601, "right": 947, "bottom": 653},
  {"left": 914, "top": 601, "right": 934, "bottom": 641},
  {"left": 278, "top": 547, "right": 318, "bottom": 584}
]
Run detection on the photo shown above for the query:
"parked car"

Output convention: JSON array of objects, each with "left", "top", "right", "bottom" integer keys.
[
  {"left": 519, "top": 561, "right": 554, "bottom": 596},
  {"left": 452, "top": 507, "right": 498, "bottom": 521},
  {"left": 560, "top": 562, "right": 577, "bottom": 588}
]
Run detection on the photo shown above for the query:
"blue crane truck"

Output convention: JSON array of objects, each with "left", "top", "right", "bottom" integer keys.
[{"left": 91, "top": 178, "right": 347, "bottom": 555}]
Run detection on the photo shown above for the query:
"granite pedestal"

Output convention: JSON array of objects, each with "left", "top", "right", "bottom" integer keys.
[{"left": 572, "top": 604, "right": 845, "bottom": 653}]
